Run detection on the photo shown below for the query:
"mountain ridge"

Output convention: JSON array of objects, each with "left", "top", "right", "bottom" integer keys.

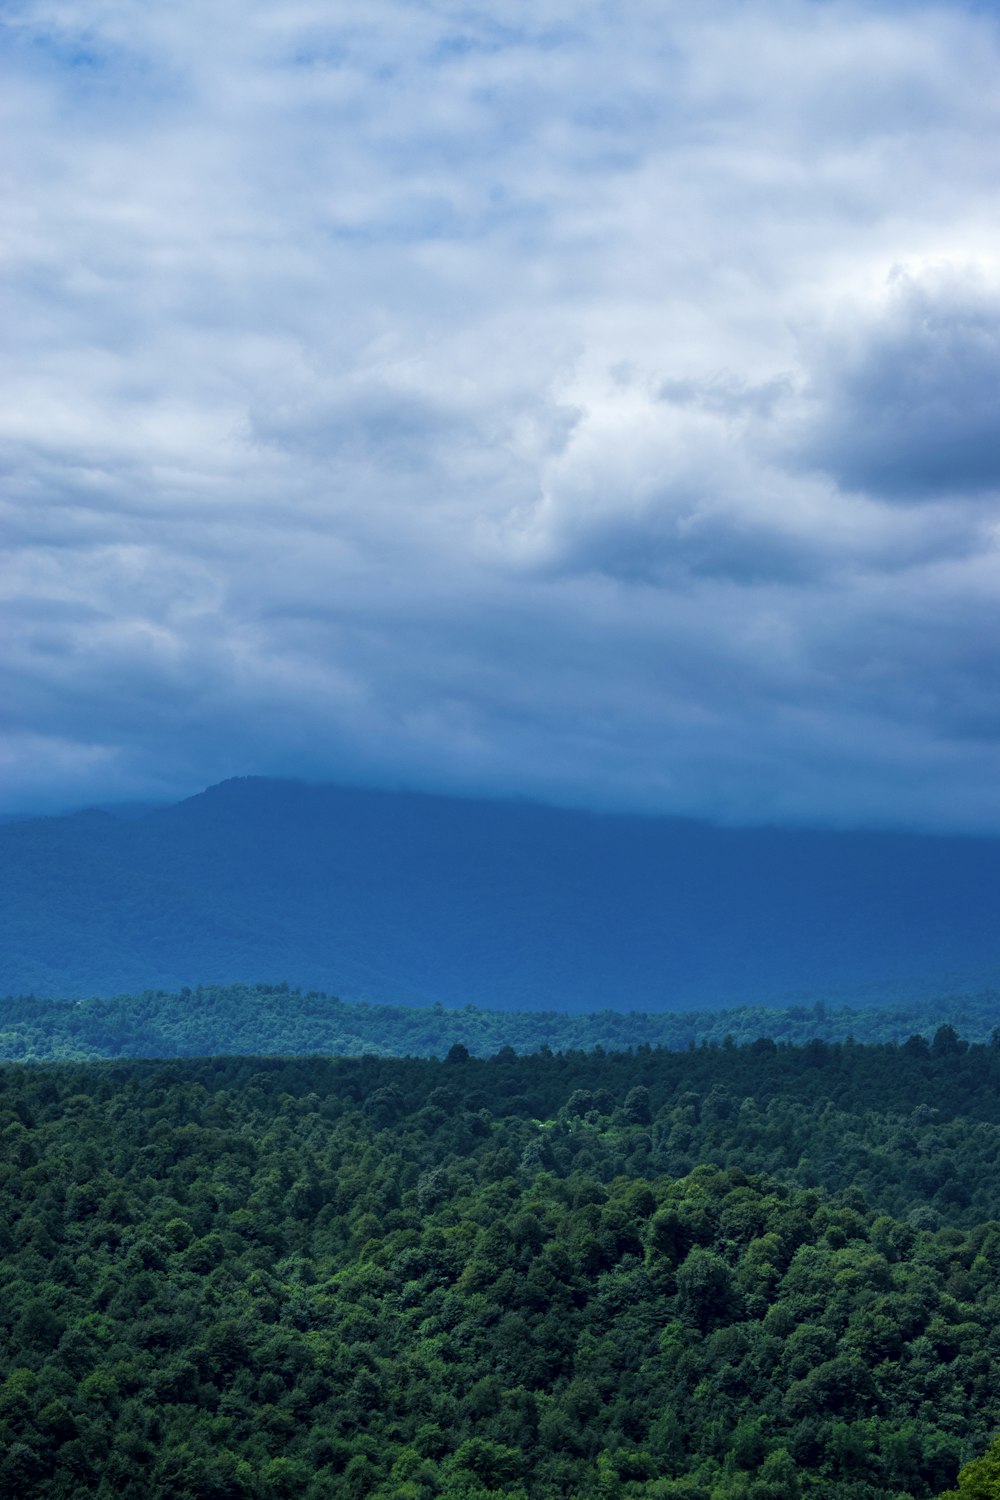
[{"left": 3, "top": 775, "right": 1000, "bottom": 1010}]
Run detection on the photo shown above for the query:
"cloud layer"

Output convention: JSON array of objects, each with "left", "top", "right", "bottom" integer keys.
[{"left": 4, "top": 0, "right": 1000, "bottom": 828}]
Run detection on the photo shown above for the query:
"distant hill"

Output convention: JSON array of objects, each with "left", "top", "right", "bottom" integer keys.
[
  {"left": 2, "top": 982, "right": 998, "bottom": 1063},
  {"left": 2, "top": 775, "right": 1000, "bottom": 1009}
]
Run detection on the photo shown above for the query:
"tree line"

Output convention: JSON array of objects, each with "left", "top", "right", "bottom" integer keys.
[{"left": 2, "top": 981, "right": 999, "bottom": 1063}]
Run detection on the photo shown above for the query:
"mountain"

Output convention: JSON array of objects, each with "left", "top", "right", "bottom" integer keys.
[{"left": 2, "top": 775, "right": 1000, "bottom": 1009}]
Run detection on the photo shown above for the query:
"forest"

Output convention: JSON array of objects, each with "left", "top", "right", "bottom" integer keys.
[
  {"left": 3, "top": 982, "right": 1000, "bottom": 1063},
  {"left": 2, "top": 1033, "right": 999, "bottom": 1498}
]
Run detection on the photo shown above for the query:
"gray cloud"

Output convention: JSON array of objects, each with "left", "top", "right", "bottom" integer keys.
[
  {"left": 4, "top": 0, "right": 1000, "bottom": 830},
  {"left": 795, "top": 272, "right": 1000, "bottom": 499}
]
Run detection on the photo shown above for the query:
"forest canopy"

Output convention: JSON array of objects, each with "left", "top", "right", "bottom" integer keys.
[
  {"left": 2, "top": 981, "right": 999, "bottom": 1064},
  {"left": 1, "top": 1036, "right": 999, "bottom": 1498}
]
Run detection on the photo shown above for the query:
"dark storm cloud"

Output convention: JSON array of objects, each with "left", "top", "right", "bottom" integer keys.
[
  {"left": 4, "top": 0, "right": 1000, "bottom": 829},
  {"left": 797, "top": 274, "right": 1000, "bottom": 500}
]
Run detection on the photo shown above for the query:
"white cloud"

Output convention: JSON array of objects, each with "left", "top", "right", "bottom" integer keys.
[{"left": 4, "top": 0, "right": 1000, "bottom": 827}]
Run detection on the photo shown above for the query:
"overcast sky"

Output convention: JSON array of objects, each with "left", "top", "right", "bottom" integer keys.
[{"left": 4, "top": 0, "right": 1000, "bottom": 828}]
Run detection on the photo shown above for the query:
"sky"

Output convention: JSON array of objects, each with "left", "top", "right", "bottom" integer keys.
[{"left": 4, "top": 0, "right": 1000, "bottom": 830}]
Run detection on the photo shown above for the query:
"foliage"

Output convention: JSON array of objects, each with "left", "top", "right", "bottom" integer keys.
[
  {"left": 2, "top": 981, "right": 1000, "bottom": 1066},
  {"left": 939, "top": 1432, "right": 1000, "bottom": 1498},
  {"left": 1, "top": 1042, "right": 999, "bottom": 1497}
]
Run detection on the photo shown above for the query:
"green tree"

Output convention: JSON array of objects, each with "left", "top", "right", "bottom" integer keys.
[{"left": 939, "top": 1432, "right": 1000, "bottom": 1498}]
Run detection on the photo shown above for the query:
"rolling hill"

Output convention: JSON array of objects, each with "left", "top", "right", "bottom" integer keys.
[{"left": 3, "top": 776, "right": 1000, "bottom": 1010}]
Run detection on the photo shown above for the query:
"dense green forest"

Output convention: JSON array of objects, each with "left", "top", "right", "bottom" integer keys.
[
  {"left": 2, "top": 982, "right": 1000, "bottom": 1063},
  {"left": 2, "top": 1037, "right": 999, "bottom": 1498}
]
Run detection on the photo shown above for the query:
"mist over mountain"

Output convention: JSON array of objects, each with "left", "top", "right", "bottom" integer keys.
[{"left": 3, "top": 776, "right": 1000, "bottom": 1011}]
